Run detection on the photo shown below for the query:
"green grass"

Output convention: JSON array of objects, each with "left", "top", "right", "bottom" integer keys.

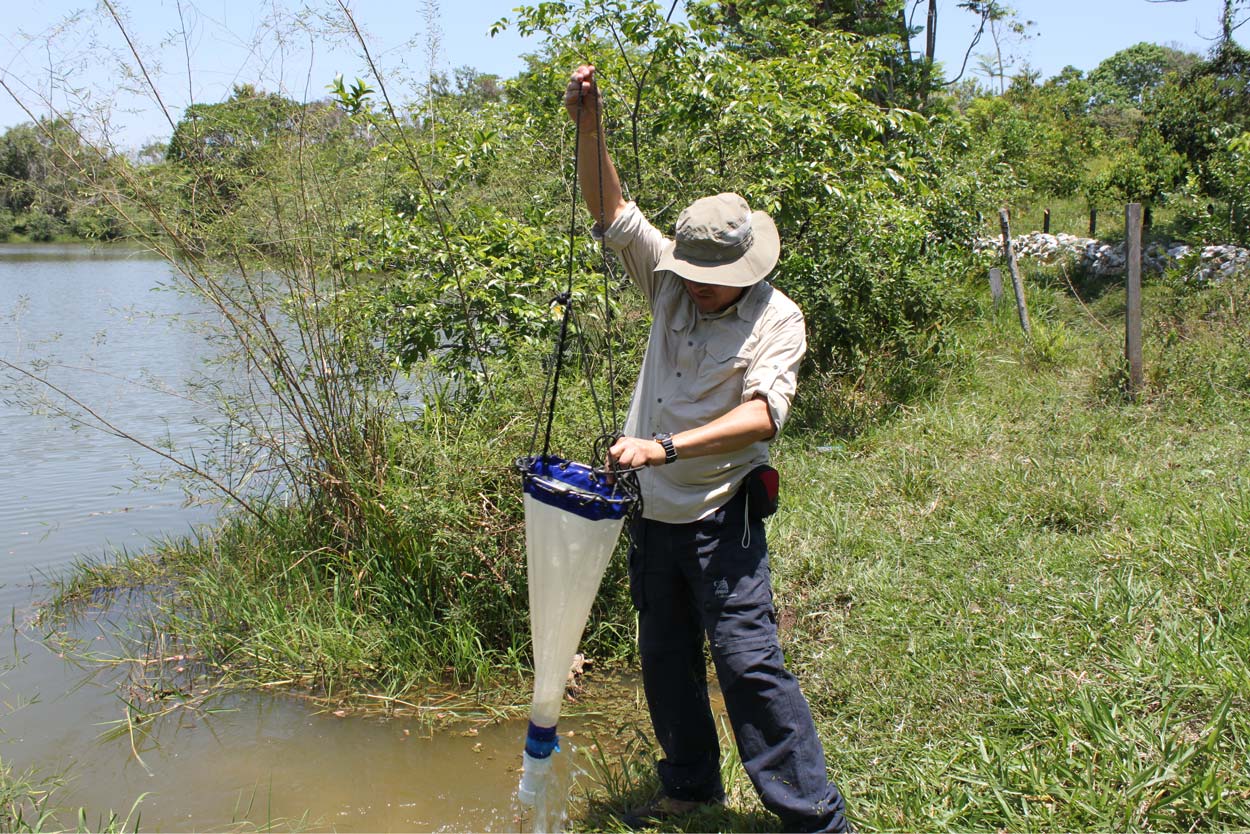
[
  {"left": 41, "top": 350, "right": 639, "bottom": 713},
  {"left": 570, "top": 270, "right": 1250, "bottom": 831},
  {"left": 775, "top": 276, "right": 1249, "bottom": 829},
  {"left": 0, "top": 751, "right": 144, "bottom": 832},
  {"left": 42, "top": 263, "right": 1250, "bottom": 830},
  {"left": 0, "top": 758, "right": 56, "bottom": 834}
]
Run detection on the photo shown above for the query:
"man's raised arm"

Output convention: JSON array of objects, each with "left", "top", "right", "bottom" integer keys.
[{"left": 564, "top": 65, "right": 627, "bottom": 231}]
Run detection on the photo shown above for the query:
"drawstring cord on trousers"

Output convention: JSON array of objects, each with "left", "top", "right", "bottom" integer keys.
[{"left": 741, "top": 491, "right": 752, "bottom": 550}]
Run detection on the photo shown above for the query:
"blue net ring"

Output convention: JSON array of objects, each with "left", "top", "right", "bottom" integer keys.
[{"left": 516, "top": 455, "right": 635, "bottom": 522}]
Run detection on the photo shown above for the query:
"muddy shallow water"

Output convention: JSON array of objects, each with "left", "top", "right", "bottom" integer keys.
[{"left": 11, "top": 621, "right": 639, "bottom": 831}]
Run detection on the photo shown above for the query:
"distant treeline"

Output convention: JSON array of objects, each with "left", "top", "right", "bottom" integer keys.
[
  {"left": 2, "top": 35, "right": 1247, "bottom": 248},
  {"left": 964, "top": 38, "right": 1250, "bottom": 244},
  {"left": 0, "top": 118, "right": 130, "bottom": 242}
]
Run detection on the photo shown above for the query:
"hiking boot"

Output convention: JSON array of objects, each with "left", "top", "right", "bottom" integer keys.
[{"left": 618, "top": 794, "right": 727, "bottom": 829}]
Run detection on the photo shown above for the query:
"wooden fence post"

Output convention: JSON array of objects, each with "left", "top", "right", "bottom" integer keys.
[
  {"left": 1125, "top": 203, "right": 1144, "bottom": 396},
  {"left": 1043, "top": 209, "right": 1051, "bottom": 234},
  {"left": 999, "top": 208, "right": 1031, "bottom": 336},
  {"left": 989, "top": 267, "right": 1004, "bottom": 304},
  {"left": 1089, "top": 208, "right": 1098, "bottom": 237}
]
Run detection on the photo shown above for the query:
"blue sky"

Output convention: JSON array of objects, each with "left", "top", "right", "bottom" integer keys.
[{"left": 1, "top": 0, "right": 1244, "bottom": 148}]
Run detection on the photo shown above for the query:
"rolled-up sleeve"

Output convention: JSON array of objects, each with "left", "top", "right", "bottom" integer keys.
[
  {"left": 595, "top": 201, "right": 669, "bottom": 306},
  {"left": 741, "top": 309, "right": 806, "bottom": 435}
]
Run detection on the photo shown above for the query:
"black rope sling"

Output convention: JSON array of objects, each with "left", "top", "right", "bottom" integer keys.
[
  {"left": 516, "top": 88, "right": 641, "bottom": 517},
  {"left": 516, "top": 1, "right": 682, "bottom": 517}
]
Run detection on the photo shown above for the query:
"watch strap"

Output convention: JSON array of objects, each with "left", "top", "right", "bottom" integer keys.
[{"left": 653, "top": 432, "right": 677, "bottom": 465}]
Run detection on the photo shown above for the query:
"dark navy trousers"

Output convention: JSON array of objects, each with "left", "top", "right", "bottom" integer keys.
[{"left": 627, "top": 488, "right": 850, "bottom": 833}]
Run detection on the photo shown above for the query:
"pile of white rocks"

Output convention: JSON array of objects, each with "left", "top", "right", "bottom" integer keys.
[{"left": 974, "top": 232, "right": 1250, "bottom": 283}]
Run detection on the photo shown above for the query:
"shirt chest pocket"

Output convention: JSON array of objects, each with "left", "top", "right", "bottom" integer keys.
[{"left": 691, "top": 335, "right": 751, "bottom": 401}]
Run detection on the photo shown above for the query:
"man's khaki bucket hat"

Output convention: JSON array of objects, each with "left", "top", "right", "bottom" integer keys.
[{"left": 655, "top": 192, "right": 780, "bottom": 288}]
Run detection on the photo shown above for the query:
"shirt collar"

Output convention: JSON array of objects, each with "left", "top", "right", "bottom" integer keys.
[
  {"left": 733, "top": 281, "right": 770, "bottom": 322},
  {"left": 669, "top": 281, "right": 771, "bottom": 331}
]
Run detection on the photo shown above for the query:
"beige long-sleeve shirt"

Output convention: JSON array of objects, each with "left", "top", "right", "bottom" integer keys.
[{"left": 601, "top": 201, "right": 807, "bottom": 523}]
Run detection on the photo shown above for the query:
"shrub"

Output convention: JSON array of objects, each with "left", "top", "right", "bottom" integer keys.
[
  {"left": 1092, "top": 127, "right": 1187, "bottom": 207},
  {"left": 20, "top": 211, "right": 64, "bottom": 242},
  {"left": 67, "top": 203, "right": 123, "bottom": 240}
]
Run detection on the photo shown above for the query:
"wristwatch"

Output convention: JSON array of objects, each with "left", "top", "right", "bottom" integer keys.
[{"left": 653, "top": 432, "right": 678, "bottom": 465}]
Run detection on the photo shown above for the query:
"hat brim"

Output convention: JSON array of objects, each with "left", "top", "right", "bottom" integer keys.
[{"left": 654, "top": 211, "right": 780, "bottom": 288}]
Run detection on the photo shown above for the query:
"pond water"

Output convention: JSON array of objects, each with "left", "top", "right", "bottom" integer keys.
[
  {"left": 0, "top": 243, "right": 637, "bottom": 831},
  {"left": 1, "top": 244, "right": 219, "bottom": 612}
]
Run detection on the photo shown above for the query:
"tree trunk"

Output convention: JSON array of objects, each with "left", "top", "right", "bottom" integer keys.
[
  {"left": 897, "top": 8, "right": 913, "bottom": 65},
  {"left": 991, "top": 15, "right": 1006, "bottom": 93},
  {"left": 926, "top": 0, "right": 938, "bottom": 62},
  {"left": 917, "top": 0, "right": 937, "bottom": 108}
]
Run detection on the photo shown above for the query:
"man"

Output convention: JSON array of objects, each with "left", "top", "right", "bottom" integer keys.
[{"left": 565, "top": 65, "right": 851, "bottom": 833}]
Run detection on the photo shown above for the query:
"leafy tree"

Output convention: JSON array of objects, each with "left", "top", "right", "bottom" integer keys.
[
  {"left": 0, "top": 120, "right": 94, "bottom": 217},
  {"left": 1168, "top": 124, "right": 1250, "bottom": 245},
  {"left": 965, "top": 73, "right": 1094, "bottom": 199},
  {"left": 135, "top": 141, "right": 168, "bottom": 166},
  {"left": 1039, "top": 67, "right": 1097, "bottom": 123},
  {"left": 166, "top": 85, "right": 304, "bottom": 210},
  {"left": 689, "top": 0, "right": 909, "bottom": 43},
  {"left": 445, "top": 66, "right": 504, "bottom": 111},
  {"left": 687, "top": 0, "right": 927, "bottom": 106},
  {"left": 1145, "top": 43, "right": 1250, "bottom": 181},
  {"left": 1092, "top": 126, "right": 1187, "bottom": 206},
  {"left": 0, "top": 124, "right": 42, "bottom": 213},
  {"left": 1088, "top": 42, "right": 1200, "bottom": 107},
  {"left": 22, "top": 211, "right": 64, "bottom": 241},
  {"left": 1208, "top": 129, "right": 1250, "bottom": 241},
  {"left": 167, "top": 84, "right": 301, "bottom": 166},
  {"left": 491, "top": 0, "right": 982, "bottom": 396},
  {"left": 0, "top": 118, "right": 114, "bottom": 238}
]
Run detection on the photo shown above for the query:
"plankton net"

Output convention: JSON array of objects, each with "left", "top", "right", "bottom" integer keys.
[
  {"left": 513, "top": 89, "right": 639, "bottom": 822},
  {"left": 513, "top": 454, "right": 634, "bottom": 808}
]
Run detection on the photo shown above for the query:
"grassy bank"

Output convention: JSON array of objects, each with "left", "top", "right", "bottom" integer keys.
[
  {"left": 42, "top": 349, "right": 641, "bottom": 709},
  {"left": 575, "top": 270, "right": 1250, "bottom": 830},
  {"left": 42, "top": 264, "right": 1250, "bottom": 830}
]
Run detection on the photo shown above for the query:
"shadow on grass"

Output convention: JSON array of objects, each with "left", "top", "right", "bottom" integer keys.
[
  {"left": 572, "top": 717, "right": 785, "bottom": 833},
  {"left": 580, "top": 794, "right": 781, "bottom": 834},
  {"left": 1023, "top": 260, "right": 1126, "bottom": 303}
]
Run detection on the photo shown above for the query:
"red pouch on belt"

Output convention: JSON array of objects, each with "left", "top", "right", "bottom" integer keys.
[{"left": 744, "top": 464, "right": 780, "bottom": 520}]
